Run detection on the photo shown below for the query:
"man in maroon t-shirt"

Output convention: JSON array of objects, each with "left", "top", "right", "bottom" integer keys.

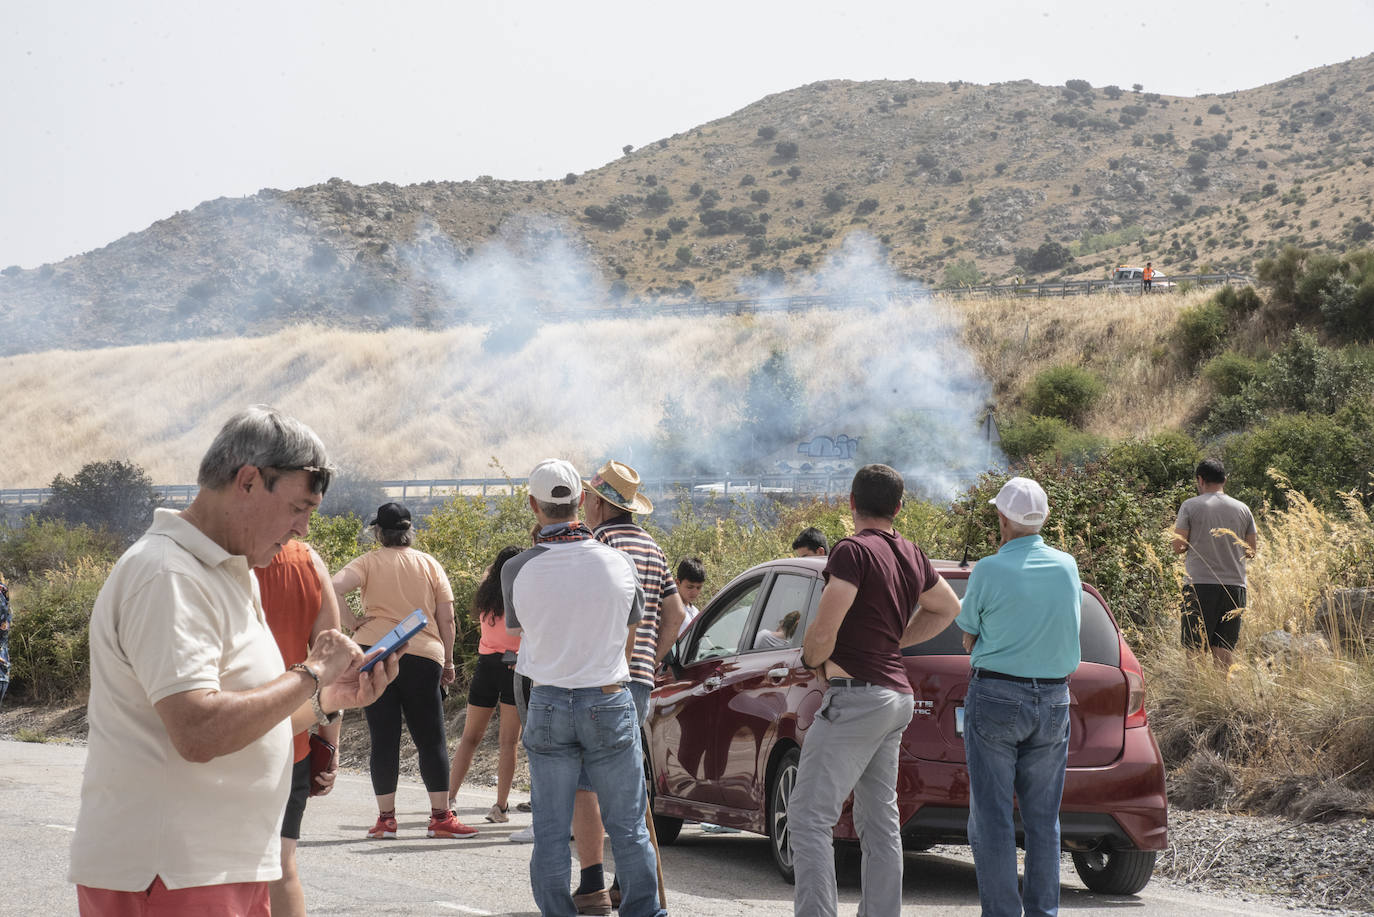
[{"left": 793, "top": 464, "right": 962, "bottom": 917}]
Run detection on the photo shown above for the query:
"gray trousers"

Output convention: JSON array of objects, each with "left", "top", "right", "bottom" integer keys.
[{"left": 790, "top": 685, "right": 915, "bottom": 917}]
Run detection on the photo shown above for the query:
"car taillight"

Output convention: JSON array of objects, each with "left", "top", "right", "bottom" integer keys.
[{"left": 1119, "top": 636, "right": 1148, "bottom": 728}]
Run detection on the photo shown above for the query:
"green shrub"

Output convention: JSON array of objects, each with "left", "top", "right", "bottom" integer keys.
[
  {"left": 998, "top": 415, "right": 1072, "bottom": 460},
  {"left": 0, "top": 518, "right": 120, "bottom": 581},
  {"left": 1202, "top": 350, "right": 1265, "bottom": 397},
  {"left": 1223, "top": 412, "right": 1374, "bottom": 509},
  {"left": 39, "top": 460, "right": 162, "bottom": 547},
  {"left": 1024, "top": 365, "right": 1104, "bottom": 426},
  {"left": 1200, "top": 387, "right": 1267, "bottom": 437},
  {"left": 959, "top": 460, "right": 1187, "bottom": 634},
  {"left": 1265, "top": 329, "right": 1374, "bottom": 415},
  {"left": 6, "top": 558, "right": 111, "bottom": 702},
  {"left": 1104, "top": 431, "right": 1200, "bottom": 490},
  {"left": 1174, "top": 301, "right": 1229, "bottom": 366},
  {"left": 1211, "top": 284, "right": 1263, "bottom": 319}
]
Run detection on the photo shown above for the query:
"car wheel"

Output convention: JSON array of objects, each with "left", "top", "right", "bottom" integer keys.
[
  {"left": 768, "top": 748, "right": 800, "bottom": 884},
  {"left": 642, "top": 743, "right": 683, "bottom": 845},
  {"left": 1071, "top": 848, "right": 1156, "bottom": 895}
]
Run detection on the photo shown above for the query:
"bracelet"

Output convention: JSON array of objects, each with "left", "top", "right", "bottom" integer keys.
[{"left": 291, "top": 662, "right": 337, "bottom": 727}]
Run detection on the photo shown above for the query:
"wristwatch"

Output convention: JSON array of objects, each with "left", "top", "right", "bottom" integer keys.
[{"left": 291, "top": 662, "right": 340, "bottom": 727}]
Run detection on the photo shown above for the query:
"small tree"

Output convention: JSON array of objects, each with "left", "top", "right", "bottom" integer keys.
[
  {"left": 757, "top": 126, "right": 777, "bottom": 141},
  {"left": 774, "top": 140, "right": 799, "bottom": 160},
  {"left": 822, "top": 189, "right": 848, "bottom": 212},
  {"left": 787, "top": 165, "right": 802, "bottom": 179},
  {"left": 40, "top": 460, "right": 163, "bottom": 546},
  {"left": 622, "top": 144, "right": 634, "bottom": 155},
  {"left": 675, "top": 245, "right": 693, "bottom": 266}
]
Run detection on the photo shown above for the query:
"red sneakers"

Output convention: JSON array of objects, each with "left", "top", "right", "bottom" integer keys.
[
  {"left": 366, "top": 813, "right": 398, "bottom": 839},
  {"left": 427, "top": 810, "right": 478, "bottom": 838}
]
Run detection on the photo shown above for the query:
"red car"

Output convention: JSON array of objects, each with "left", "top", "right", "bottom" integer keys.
[{"left": 645, "top": 556, "right": 1168, "bottom": 895}]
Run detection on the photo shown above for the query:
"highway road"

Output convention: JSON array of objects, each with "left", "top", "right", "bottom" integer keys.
[{"left": 0, "top": 738, "right": 1329, "bottom": 916}]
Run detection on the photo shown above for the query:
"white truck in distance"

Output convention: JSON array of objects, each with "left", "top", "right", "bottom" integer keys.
[{"left": 1109, "top": 264, "right": 1174, "bottom": 292}]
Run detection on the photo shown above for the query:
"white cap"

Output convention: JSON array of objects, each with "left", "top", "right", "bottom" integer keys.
[
  {"left": 528, "top": 458, "right": 583, "bottom": 505},
  {"left": 989, "top": 476, "right": 1049, "bottom": 527}
]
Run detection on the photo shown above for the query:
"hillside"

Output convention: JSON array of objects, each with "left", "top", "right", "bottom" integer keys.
[
  {"left": 3, "top": 56, "right": 1374, "bottom": 356},
  {"left": 0, "top": 289, "right": 1210, "bottom": 491}
]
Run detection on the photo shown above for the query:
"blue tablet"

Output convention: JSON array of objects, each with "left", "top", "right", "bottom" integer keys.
[{"left": 359, "top": 609, "right": 428, "bottom": 672}]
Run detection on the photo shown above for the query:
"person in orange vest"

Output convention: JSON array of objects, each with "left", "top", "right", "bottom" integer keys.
[
  {"left": 255, "top": 539, "right": 343, "bottom": 917},
  {"left": 1142, "top": 262, "right": 1155, "bottom": 293}
]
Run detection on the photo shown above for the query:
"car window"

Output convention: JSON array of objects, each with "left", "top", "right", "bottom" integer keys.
[
  {"left": 902, "top": 576, "right": 1121, "bottom": 664},
  {"left": 685, "top": 579, "right": 762, "bottom": 664},
  {"left": 747, "top": 573, "right": 813, "bottom": 651}
]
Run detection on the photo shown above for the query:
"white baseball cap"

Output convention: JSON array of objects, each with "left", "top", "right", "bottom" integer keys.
[
  {"left": 528, "top": 458, "right": 583, "bottom": 505},
  {"left": 989, "top": 476, "right": 1049, "bottom": 527}
]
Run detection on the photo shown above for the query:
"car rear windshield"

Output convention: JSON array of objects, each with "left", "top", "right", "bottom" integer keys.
[{"left": 902, "top": 579, "right": 1120, "bottom": 666}]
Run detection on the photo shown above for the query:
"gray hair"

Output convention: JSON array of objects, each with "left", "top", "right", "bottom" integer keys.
[
  {"left": 535, "top": 499, "right": 578, "bottom": 521},
  {"left": 197, "top": 405, "right": 334, "bottom": 495}
]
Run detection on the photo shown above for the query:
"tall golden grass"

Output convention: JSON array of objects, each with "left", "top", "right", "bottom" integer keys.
[
  {"left": 0, "top": 290, "right": 1223, "bottom": 489},
  {"left": 1147, "top": 485, "right": 1374, "bottom": 813}
]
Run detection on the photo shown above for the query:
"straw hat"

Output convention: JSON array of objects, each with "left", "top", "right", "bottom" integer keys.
[{"left": 583, "top": 460, "right": 654, "bottom": 515}]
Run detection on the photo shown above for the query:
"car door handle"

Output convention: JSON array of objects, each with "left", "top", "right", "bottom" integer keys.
[
  {"left": 702, "top": 676, "right": 722, "bottom": 691},
  {"left": 767, "top": 667, "right": 790, "bottom": 683}
]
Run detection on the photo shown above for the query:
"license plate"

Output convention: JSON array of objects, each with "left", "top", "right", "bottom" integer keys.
[{"left": 955, "top": 706, "right": 965, "bottom": 736}]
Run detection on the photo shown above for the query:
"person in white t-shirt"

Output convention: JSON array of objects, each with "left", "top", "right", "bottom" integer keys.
[{"left": 68, "top": 406, "right": 399, "bottom": 916}]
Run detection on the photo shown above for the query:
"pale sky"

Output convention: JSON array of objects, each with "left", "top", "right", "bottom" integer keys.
[{"left": 3, "top": 0, "right": 1371, "bottom": 269}]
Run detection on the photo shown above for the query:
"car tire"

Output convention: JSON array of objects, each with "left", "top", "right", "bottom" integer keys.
[
  {"left": 1071, "top": 848, "right": 1157, "bottom": 895},
  {"left": 768, "top": 748, "right": 800, "bottom": 884},
  {"left": 642, "top": 743, "right": 683, "bottom": 845}
]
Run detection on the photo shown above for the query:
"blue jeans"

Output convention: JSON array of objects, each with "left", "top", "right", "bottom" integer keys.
[
  {"left": 963, "top": 675, "right": 1071, "bottom": 917},
  {"left": 523, "top": 685, "right": 664, "bottom": 917},
  {"left": 577, "top": 680, "right": 651, "bottom": 791}
]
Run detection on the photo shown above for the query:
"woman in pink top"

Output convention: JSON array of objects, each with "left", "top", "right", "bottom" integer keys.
[{"left": 447, "top": 545, "right": 524, "bottom": 824}]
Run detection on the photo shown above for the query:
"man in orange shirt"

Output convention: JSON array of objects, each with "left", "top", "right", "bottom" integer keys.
[
  {"left": 1142, "top": 262, "right": 1154, "bottom": 293},
  {"left": 255, "top": 539, "right": 343, "bottom": 917}
]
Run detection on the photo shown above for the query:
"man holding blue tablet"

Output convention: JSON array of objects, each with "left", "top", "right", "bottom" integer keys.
[{"left": 69, "top": 405, "right": 400, "bottom": 917}]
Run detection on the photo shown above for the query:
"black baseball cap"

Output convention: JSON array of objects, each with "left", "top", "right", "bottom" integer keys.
[{"left": 369, "top": 502, "right": 412, "bottom": 529}]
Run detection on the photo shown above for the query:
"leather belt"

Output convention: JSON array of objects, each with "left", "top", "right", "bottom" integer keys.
[
  {"left": 828, "top": 677, "right": 872, "bottom": 688},
  {"left": 971, "top": 668, "right": 1068, "bottom": 685},
  {"left": 532, "top": 682, "right": 626, "bottom": 694}
]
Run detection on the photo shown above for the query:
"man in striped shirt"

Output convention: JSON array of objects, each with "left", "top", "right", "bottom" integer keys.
[{"left": 569, "top": 460, "right": 685, "bottom": 914}]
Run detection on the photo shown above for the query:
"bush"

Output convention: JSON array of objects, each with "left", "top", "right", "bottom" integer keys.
[
  {"left": 942, "top": 259, "right": 982, "bottom": 288},
  {"left": 0, "top": 518, "right": 120, "bottom": 581},
  {"left": 697, "top": 188, "right": 721, "bottom": 210},
  {"left": 1174, "top": 301, "right": 1229, "bottom": 366},
  {"left": 946, "top": 168, "right": 964, "bottom": 184},
  {"left": 583, "top": 204, "right": 627, "bottom": 229},
  {"left": 6, "top": 558, "right": 111, "bottom": 702},
  {"left": 1021, "top": 241, "right": 1072, "bottom": 273},
  {"left": 774, "top": 141, "right": 798, "bottom": 160},
  {"left": 39, "top": 460, "right": 162, "bottom": 547},
  {"left": 1065, "top": 78, "right": 1092, "bottom": 94},
  {"left": 1104, "top": 431, "right": 1200, "bottom": 491},
  {"left": 1024, "top": 365, "right": 1104, "bottom": 426},
  {"left": 997, "top": 415, "right": 1071, "bottom": 460},
  {"left": 1224, "top": 412, "right": 1374, "bottom": 509},
  {"left": 643, "top": 187, "right": 673, "bottom": 213},
  {"left": 1186, "top": 151, "right": 1210, "bottom": 171},
  {"left": 757, "top": 126, "right": 777, "bottom": 141},
  {"left": 822, "top": 189, "right": 847, "bottom": 212},
  {"left": 1211, "top": 284, "right": 1263, "bottom": 319},
  {"left": 960, "top": 460, "right": 1186, "bottom": 632},
  {"left": 855, "top": 198, "right": 879, "bottom": 216},
  {"left": 1202, "top": 350, "right": 1265, "bottom": 398},
  {"left": 667, "top": 217, "right": 688, "bottom": 234},
  {"left": 675, "top": 245, "right": 693, "bottom": 265},
  {"left": 786, "top": 165, "right": 802, "bottom": 180},
  {"left": 1265, "top": 329, "right": 1374, "bottom": 415},
  {"left": 750, "top": 188, "right": 770, "bottom": 205}
]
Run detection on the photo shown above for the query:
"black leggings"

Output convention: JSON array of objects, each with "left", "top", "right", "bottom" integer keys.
[{"left": 361, "top": 651, "right": 450, "bottom": 796}]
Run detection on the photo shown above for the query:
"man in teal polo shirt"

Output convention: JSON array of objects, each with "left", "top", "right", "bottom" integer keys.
[{"left": 956, "top": 476, "right": 1081, "bottom": 917}]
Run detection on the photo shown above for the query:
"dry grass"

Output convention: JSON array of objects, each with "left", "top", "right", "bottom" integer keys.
[
  {"left": 954, "top": 288, "right": 1213, "bottom": 437},
  {"left": 0, "top": 298, "right": 992, "bottom": 488},
  {"left": 1146, "top": 487, "right": 1374, "bottom": 817}
]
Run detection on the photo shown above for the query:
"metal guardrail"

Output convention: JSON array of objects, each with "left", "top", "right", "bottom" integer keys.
[
  {"left": 0, "top": 473, "right": 981, "bottom": 509},
  {"left": 534, "top": 273, "right": 1251, "bottom": 320}
]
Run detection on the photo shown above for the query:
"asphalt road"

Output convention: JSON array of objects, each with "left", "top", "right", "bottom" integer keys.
[{"left": 0, "top": 739, "right": 1329, "bottom": 916}]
